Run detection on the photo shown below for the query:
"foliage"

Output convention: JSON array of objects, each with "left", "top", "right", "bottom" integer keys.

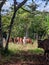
[
  {"left": 1, "top": 0, "right": 49, "bottom": 39},
  {"left": 2, "top": 7, "right": 49, "bottom": 39}
]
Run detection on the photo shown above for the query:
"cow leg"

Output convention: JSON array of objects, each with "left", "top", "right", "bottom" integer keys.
[
  {"left": 46, "top": 50, "right": 49, "bottom": 61},
  {"left": 44, "top": 50, "right": 47, "bottom": 61},
  {"left": 44, "top": 50, "right": 49, "bottom": 61}
]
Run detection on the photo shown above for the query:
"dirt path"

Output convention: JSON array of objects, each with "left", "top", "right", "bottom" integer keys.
[{"left": 0, "top": 53, "right": 49, "bottom": 65}]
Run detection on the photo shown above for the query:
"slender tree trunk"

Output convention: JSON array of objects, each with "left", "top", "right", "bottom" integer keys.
[
  {"left": 0, "top": 10, "right": 3, "bottom": 48},
  {"left": 0, "top": 0, "right": 7, "bottom": 50},
  {"left": 25, "top": 29, "right": 28, "bottom": 38},
  {"left": 5, "top": 11, "right": 16, "bottom": 51}
]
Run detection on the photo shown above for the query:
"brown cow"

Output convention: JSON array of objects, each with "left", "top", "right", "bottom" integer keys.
[
  {"left": 38, "top": 39, "right": 49, "bottom": 58},
  {"left": 14, "top": 37, "right": 23, "bottom": 44},
  {"left": 17, "top": 37, "right": 20, "bottom": 43},
  {"left": 19, "top": 37, "right": 23, "bottom": 44},
  {"left": 26, "top": 38, "right": 33, "bottom": 44}
]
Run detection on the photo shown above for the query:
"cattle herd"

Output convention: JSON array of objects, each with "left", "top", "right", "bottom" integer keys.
[
  {"left": 8, "top": 37, "right": 33, "bottom": 44},
  {"left": 3, "top": 36, "right": 49, "bottom": 55},
  {"left": 9, "top": 37, "right": 49, "bottom": 55}
]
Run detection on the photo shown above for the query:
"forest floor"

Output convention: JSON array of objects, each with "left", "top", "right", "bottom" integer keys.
[{"left": 0, "top": 42, "right": 49, "bottom": 65}]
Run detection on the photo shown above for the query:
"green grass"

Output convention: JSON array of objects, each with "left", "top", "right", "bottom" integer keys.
[{"left": 8, "top": 43, "right": 44, "bottom": 55}]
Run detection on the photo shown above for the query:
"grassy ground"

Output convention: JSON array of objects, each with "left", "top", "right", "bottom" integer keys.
[
  {"left": 0, "top": 41, "right": 44, "bottom": 64},
  {"left": 8, "top": 43, "right": 44, "bottom": 55}
]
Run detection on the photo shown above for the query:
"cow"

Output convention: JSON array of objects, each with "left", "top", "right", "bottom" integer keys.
[
  {"left": 25, "top": 38, "right": 33, "bottom": 44},
  {"left": 23, "top": 37, "right": 26, "bottom": 44},
  {"left": 38, "top": 39, "right": 49, "bottom": 60},
  {"left": 16, "top": 37, "right": 20, "bottom": 44},
  {"left": 19, "top": 37, "right": 23, "bottom": 44},
  {"left": 14, "top": 37, "right": 23, "bottom": 44},
  {"left": 23, "top": 37, "right": 33, "bottom": 44}
]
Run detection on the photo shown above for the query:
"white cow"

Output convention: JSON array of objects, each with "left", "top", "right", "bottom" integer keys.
[{"left": 23, "top": 37, "right": 26, "bottom": 44}]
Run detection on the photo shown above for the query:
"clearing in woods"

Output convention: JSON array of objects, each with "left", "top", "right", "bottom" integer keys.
[{"left": 0, "top": 41, "right": 47, "bottom": 65}]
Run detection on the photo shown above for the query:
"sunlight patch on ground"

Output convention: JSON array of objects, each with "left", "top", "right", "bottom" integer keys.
[{"left": 8, "top": 42, "right": 44, "bottom": 54}]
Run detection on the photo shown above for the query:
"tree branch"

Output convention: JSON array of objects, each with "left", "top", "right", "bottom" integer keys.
[
  {"left": 21, "top": 7, "right": 31, "bottom": 13},
  {"left": 16, "top": 0, "right": 28, "bottom": 10},
  {"left": 0, "top": 0, "right": 6, "bottom": 9}
]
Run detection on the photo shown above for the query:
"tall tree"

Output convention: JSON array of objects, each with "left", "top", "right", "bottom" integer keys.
[
  {"left": 5, "top": 0, "right": 28, "bottom": 51},
  {"left": 0, "top": 0, "right": 6, "bottom": 48}
]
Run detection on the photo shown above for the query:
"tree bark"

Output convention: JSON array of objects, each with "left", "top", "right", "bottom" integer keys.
[
  {"left": 0, "top": 10, "right": 3, "bottom": 48},
  {"left": 25, "top": 28, "right": 29, "bottom": 38},
  {"left": 0, "top": 0, "right": 6, "bottom": 9},
  {"left": 5, "top": 11, "right": 16, "bottom": 51},
  {"left": 0, "top": 0, "right": 7, "bottom": 49}
]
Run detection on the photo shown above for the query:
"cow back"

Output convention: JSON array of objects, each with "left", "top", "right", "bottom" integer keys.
[{"left": 38, "top": 39, "right": 49, "bottom": 50}]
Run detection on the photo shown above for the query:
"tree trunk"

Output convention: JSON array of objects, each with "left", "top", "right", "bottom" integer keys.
[
  {"left": 0, "top": 0, "right": 7, "bottom": 50},
  {"left": 5, "top": 0, "right": 28, "bottom": 51},
  {"left": 5, "top": 11, "right": 16, "bottom": 51},
  {"left": 0, "top": 10, "right": 3, "bottom": 49},
  {"left": 25, "top": 29, "right": 28, "bottom": 38}
]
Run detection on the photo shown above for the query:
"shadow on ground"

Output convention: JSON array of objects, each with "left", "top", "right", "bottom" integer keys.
[{"left": 0, "top": 50, "right": 49, "bottom": 65}]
